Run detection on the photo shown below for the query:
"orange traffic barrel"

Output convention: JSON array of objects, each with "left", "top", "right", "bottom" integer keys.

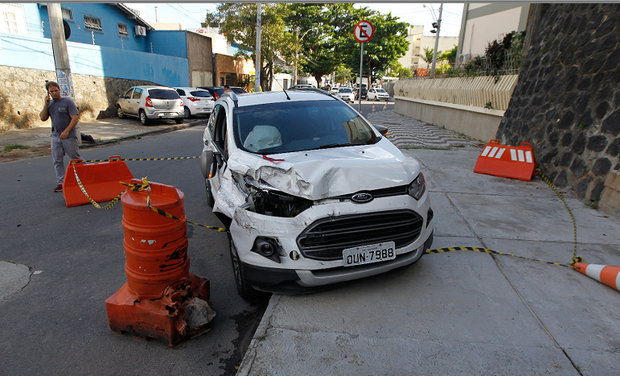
[
  {"left": 106, "top": 178, "right": 214, "bottom": 346},
  {"left": 121, "top": 179, "right": 189, "bottom": 299},
  {"left": 63, "top": 156, "right": 133, "bottom": 207},
  {"left": 474, "top": 140, "right": 536, "bottom": 181}
]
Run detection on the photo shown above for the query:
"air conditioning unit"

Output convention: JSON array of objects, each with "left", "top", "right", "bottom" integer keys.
[{"left": 134, "top": 25, "right": 146, "bottom": 37}]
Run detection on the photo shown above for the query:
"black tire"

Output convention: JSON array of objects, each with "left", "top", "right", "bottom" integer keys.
[
  {"left": 204, "top": 178, "right": 214, "bottom": 208},
  {"left": 117, "top": 106, "right": 125, "bottom": 119},
  {"left": 229, "top": 235, "right": 259, "bottom": 300},
  {"left": 175, "top": 118, "right": 184, "bottom": 124},
  {"left": 139, "top": 110, "right": 149, "bottom": 125},
  {"left": 184, "top": 107, "right": 191, "bottom": 119}
]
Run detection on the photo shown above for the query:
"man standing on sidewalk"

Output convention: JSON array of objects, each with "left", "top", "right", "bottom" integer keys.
[{"left": 39, "top": 81, "right": 81, "bottom": 192}]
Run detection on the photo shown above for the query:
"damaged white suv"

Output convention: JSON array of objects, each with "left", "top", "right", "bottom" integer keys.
[{"left": 200, "top": 90, "right": 433, "bottom": 297}]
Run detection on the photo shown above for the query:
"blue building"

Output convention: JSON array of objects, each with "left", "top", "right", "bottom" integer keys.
[{"left": 0, "top": 3, "right": 199, "bottom": 87}]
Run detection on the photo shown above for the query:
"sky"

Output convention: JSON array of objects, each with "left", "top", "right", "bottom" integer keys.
[{"left": 127, "top": 2, "right": 464, "bottom": 37}]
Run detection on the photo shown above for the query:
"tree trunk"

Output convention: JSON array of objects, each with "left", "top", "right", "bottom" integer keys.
[{"left": 314, "top": 73, "right": 322, "bottom": 88}]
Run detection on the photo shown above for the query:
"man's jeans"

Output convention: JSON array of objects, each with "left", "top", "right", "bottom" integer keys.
[{"left": 51, "top": 135, "right": 81, "bottom": 185}]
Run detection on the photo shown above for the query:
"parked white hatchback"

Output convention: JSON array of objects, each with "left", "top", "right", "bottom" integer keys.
[
  {"left": 117, "top": 86, "right": 184, "bottom": 125},
  {"left": 174, "top": 87, "right": 215, "bottom": 118},
  {"left": 367, "top": 88, "right": 390, "bottom": 101},
  {"left": 200, "top": 90, "right": 433, "bottom": 297},
  {"left": 336, "top": 87, "right": 355, "bottom": 103}
]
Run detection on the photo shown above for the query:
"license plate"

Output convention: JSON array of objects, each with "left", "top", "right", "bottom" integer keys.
[{"left": 342, "top": 241, "right": 396, "bottom": 267}]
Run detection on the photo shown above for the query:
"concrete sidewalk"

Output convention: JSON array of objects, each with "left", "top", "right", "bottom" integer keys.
[{"left": 238, "top": 148, "right": 620, "bottom": 375}]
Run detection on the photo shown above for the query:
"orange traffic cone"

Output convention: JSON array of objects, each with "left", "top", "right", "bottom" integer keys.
[
  {"left": 574, "top": 263, "right": 620, "bottom": 292},
  {"left": 371, "top": 104, "right": 376, "bottom": 112},
  {"left": 383, "top": 102, "right": 388, "bottom": 110}
]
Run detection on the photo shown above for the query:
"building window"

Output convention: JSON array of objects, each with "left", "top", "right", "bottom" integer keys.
[
  {"left": 0, "top": 4, "right": 26, "bottom": 35},
  {"left": 118, "top": 23, "right": 128, "bottom": 36},
  {"left": 61, "top": 8, "right": 73, "bottom": 21},
  {"left": 84, "top": 15, "right": 102, "bottom": 31}
]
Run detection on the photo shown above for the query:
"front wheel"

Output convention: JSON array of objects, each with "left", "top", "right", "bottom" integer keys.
[
  {"left": 117, "top": 106, "right": 125, "bottom": 119},
  {"left": 229, "top": 235, "right": 259, "bottom": 300},
  {"left": 139, "top": 110, "right": 149, "bottom": 125},
  {"left": 184, "top": 107, "right": 191, "bottom": 119}
]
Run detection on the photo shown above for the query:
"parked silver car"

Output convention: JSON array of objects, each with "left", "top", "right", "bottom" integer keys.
[
  {"left": 117, "top": 86, "right": 184, "bottom": 125},
  {"left": 174, "top": 87, "right": 215, "bottom": 118}
]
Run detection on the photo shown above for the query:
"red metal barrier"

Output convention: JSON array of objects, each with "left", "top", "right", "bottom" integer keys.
[
  {"left": 62, "top": 156, "right": 133, "bottom": 207},
  {"left": 474, "top": 140, "right": 536, "bottom": 181}
]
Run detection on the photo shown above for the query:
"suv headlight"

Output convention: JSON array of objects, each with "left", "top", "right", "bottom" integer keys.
[{"left": 407, "top": 173, "right": 426, "bottom": 200}]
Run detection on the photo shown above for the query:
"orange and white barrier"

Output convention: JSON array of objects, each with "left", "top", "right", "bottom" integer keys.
[
  {"left": 474, "top": 139, "right": 536, "bottom": 181},
  {"left": 574, "top": 263, "right": 620, "bottom": 292}
]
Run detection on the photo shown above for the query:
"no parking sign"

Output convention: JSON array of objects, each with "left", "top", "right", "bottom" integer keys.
[
  {"left": 354, "top": 20, "right": 374, "bottom": 43},
  {"left": 354, "top": 20, "right": 374, "bottom": 110}
]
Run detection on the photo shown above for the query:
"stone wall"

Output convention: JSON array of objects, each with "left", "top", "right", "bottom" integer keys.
[
  {"left": 0, "top": 66, "right": 155, "bottom": 130},
  {"left": 497, "top": 3, "right": 619, "bottom": 213}
]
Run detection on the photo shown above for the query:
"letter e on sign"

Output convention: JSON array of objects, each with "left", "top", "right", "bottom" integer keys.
[{"left": 354, "top": 20, "right": 374, "bottom": 43}]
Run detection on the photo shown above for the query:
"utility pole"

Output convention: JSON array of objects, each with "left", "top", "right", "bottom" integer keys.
[
  {"left": 430, "top": 3, "right": 443, "bottom": 79},
  {"left": 47, "top": 3, "right": 74, "bottom": 98},
  {"left": 254, "top": 3, "right": 262, "bottom": 93}
]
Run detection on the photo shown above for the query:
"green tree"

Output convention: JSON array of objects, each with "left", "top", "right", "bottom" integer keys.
[
  {"left": 442, "top": 45, "right": 458, "bottom": 66},
  {"left": 214, "top": 3, "right": 289, "bottom": 91},
  {"left": 398, "top": 67, "right": 412, "bottom": 78},
  {"left": 334, "top": 64, "right": 354, "bottom": 84},
  {"left": 422, "top": 47, "right": 435, "bottom": 65},
  {"left": 282, "top": 3, "right": 357, "bottom": 86},
  {"left": 201, "top": 10, "right": 220, "bottom": 28}
]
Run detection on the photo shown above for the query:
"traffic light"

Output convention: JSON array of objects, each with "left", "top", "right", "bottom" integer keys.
[{"left": 430, "top": 22, "right": 439, "bottom": 34}]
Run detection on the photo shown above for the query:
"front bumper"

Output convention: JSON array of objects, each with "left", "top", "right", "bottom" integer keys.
[
  {"left": 241, "top": 230, "right": 434, "bottom": 293},
  {"left": 229, "top": 192, "right": 434, "bottom": 291}
]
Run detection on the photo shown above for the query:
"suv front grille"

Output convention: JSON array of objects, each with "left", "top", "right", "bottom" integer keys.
[{"left": 297, "top": 210, "right": 424, "bottom": 261}]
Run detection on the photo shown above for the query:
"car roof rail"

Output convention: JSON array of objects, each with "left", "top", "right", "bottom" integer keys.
[
  {"left": 222, "top": 91, "right": 239, "bottom": 107},
  {"left": 289, "top": 87, "right": 336, "bottom": 99}
]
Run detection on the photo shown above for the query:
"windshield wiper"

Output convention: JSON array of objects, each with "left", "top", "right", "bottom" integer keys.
[{"left": 318, "top": 143, "right": 353, "bottom": 149}]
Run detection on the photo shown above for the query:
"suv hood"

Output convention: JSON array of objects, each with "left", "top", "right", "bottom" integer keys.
[{"left": 227, "top": 139, "right": 420, "bottom": 200}]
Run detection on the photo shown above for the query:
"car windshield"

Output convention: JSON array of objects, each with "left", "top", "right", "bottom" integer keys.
[
  {"left": 377, "top": 89, "right": 387, "bottom": 93},
  {"left": 190, "top": 90, "right": 212, "bottom": 97},
  {"left": 233, "top": 100, "right": 378, "bottom": 154},
  {"left": 148, "top": 89, "right": 179, "bottom": 99},
  {"left": 339, "top": 88, "right": 352, "bottom": 93}
]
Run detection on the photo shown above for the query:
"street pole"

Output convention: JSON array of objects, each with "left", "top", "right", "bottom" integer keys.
[
  {"left": 358, "top": 42, "right": 363, "bottom": 111},
  {"left": 430, "top": 3, "right": 443, "bottom": 79},
  {"left": 47, "top": 3, "right": 74, "bottom": 98},
  {"left": 254, "top": 3, "right": 262, "bottom": 93}
]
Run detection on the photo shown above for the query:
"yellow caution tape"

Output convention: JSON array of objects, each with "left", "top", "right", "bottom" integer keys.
[
  {"left": 134, "top": 179, "right": 228, "bottom": 233},
  {"left": 535, "top": 168, "right": 582, "bottom": 266},
  {"left": 84, "top": 156, "right": 199, "bottom": 163},
  {"left": 71, "top": 163, "right": 125, "bottom": 210},
  {"left": 425, "top": 246, "right": 570, "bottom": 267}
]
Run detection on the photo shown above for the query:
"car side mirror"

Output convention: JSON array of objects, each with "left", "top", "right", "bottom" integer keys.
[
  {"left": 374, "top": 124, "right": 389, "bottom": 136},
  {"left": 200, "top": 150, "right": 214, "bottom": 178},
  {"left": 119, "top": 94, "right": 124, "bottom": 99}
]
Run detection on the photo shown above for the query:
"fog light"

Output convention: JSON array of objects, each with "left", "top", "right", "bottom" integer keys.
[
  {"left": 251, "top": 237, "right": 281, "bottom": 263},
  {"left": 289, "top": 250, "right": 300, "bottom": 261}
]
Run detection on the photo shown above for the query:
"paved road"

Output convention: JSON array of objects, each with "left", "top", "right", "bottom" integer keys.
[{"left": 0, "top": 125, "right": 268, "bottom": 375}]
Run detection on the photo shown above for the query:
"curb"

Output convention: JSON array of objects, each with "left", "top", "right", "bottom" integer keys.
[{"left": 80, "top": 119, "right": 206, "bottom": 149}]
